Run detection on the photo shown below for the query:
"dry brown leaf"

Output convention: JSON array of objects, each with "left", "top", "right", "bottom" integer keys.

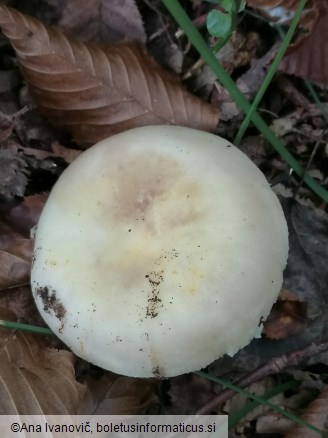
[
  {"left": 0, "top": 286, "right": 44, "bottom": 328},
  {"left": 0, "top": 6, "right": 219, "bottom": 146},
  {"left": 247, "top": 0, "right": 328, "bottom": 83},
  {"left": 0, "top": 111, "right": 15, "bottom": 143},
  {"left": 51, "top": 143, "right": 82, "bottom": 163},
  {"left": 280, "top": 9, "right": 328, "bottom": 83},
  {"left": 5, "top": 194, "right": 47, "bottom": 237},
  {"left": 0, "top": 223, "right": 32, "bottom": 291},
  {"left": 0, "top": 307, "right": 86, "bottom": 414},
  {"left": 0, "top": 195, "right": 47, "bottom": 290},
  {"left": 0, "top": 140, "right": 28, "bottom": 201},
  {"left": 0, "top": 106, "right": 31, "bottom": 143},
  {"left": 56, "top": 0, "right": 146, "bottom": 43},
  {"left": 16, "top": 143, "right": 81, "bottom": 163},
  {"left": 284, "top": 385, "right": 328, "bottom": 437},
  {"left": 263, "top": 289, "right": 308, "bottom": 340}
]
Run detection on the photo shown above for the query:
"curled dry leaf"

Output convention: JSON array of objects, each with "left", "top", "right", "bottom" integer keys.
[
  {"left": 0, "top": 6, "right": 219, "bottom": 146},
  {"left": 0, "top": 308, "right": 86, "bottom": 414}
]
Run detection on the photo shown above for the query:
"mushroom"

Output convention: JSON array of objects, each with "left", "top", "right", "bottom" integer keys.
[{"left": 31, "top": 125, "right": 288, "bottom": 378}]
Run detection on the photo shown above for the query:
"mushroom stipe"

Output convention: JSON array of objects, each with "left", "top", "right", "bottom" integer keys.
[{"left": 31, "top": 126, "right": 288, "bottom": 378}]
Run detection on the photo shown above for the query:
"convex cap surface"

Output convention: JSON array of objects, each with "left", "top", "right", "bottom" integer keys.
[{"left": 31, "top": 126, "right": 289, "bottom": 378}]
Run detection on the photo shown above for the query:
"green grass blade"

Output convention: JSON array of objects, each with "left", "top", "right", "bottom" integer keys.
[
  {"left": 0, "top": 319, "right": 53, "bottom": 336},
  {"left": 162, "top": 0, "right": 328, "bottom": 202},
  {"left": 234, "top": 0, "right": 305, "bottom": 145},
  {"left": 228, "top": 379, "right": 299, "bottom": 428},
  {"left": 195, "top": 371, "right": 322, "bottom": 435}
]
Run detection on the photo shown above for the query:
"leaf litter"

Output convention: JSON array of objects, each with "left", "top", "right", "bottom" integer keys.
[
  {"left": 0, "top": 5, "right": 219, "bottom": 146},
  {"left": 0, "top": 0, "right": 327, "bottom": 434},
  {"left": 0, "top": 307, "right": 86, "bottom": 414}
]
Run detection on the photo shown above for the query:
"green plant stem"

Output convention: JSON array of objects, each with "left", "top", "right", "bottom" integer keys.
[
  {"left": 234, "top": 0, "right": 305, "bottom": 145},
  {"left": 0, "top": 319, "right": 53, "bottom": 336},
  {"left": 163, "top": 0, "right": 328, "bottom": 202},
  {"left": 195, "top": 371, "right": 322, "bottom": 435}
]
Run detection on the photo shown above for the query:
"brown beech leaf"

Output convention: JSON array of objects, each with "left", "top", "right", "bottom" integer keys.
[
  {"left": 0, "top": 6, "right": 219, "bottom": 146},
  {"left": 280, "top": 9, "right": 328, "bottom": 83},
  {"left": 0, "top": 308, "right": 86, "bottom": 414},
  {"left": 247, "top": 0, "right": 328, "bottom": 83},
  {"left": 263, "top": 289, "right": 308, "bottom": 340}
]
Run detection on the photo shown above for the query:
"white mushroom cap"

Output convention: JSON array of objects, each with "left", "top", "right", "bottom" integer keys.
[{"left": 31, "top": 126, "right": 288, "bottom": 378}]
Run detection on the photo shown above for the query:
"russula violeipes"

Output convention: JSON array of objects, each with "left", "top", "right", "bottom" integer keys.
[{"left": 31, "top": 125, "right": 288, "bottom": 378}]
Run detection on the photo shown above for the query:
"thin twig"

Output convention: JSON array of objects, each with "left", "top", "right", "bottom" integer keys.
[{"left": 196, "top": 341, "right": 328, "bottom": 414}]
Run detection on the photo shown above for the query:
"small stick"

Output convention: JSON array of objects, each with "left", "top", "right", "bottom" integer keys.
[{"left": 197, "top": 341, "right": 328, "bottom": 414}]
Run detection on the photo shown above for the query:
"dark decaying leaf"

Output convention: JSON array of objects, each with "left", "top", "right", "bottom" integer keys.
[
  {"left": 4, "top": 193, "right": 47, "bottom": 237},
  {"left": 0, "top": 228, "right": 32, "bottom": 291},
  {"left": 247, "top": 0, "right": 328, "bottom": 83},
  {"left": 284, "top": 384, "right": 328, "bottom": 438},
  {"left": 263, "top": 288, "right": 308, "bottom": 340},
  {"left": 0, "top": 308, "right": 86, "bottom": 414},
  {"left": 51, "top": 143, "right": 82, "bottom": 163},
  {"left": 81, "top": 373, "right": 159, "bottom": 414},
  {"left": 0, "top": 285, "right": 44, "bottom": 328},
  {"left": 0, "top": 141, "right": 28, "bottom": 201},
  {"left": 0, "top": 195, "right": 47, "bottom": 290},
  {"left": 0, "top": 111, "right": 15, "bottom": 143},
  {"left": 55, "top": 0, "right": 146, "bottom": 43},
  {"left": 0, "top": 6, "right": 219, "bottom": 146}
]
